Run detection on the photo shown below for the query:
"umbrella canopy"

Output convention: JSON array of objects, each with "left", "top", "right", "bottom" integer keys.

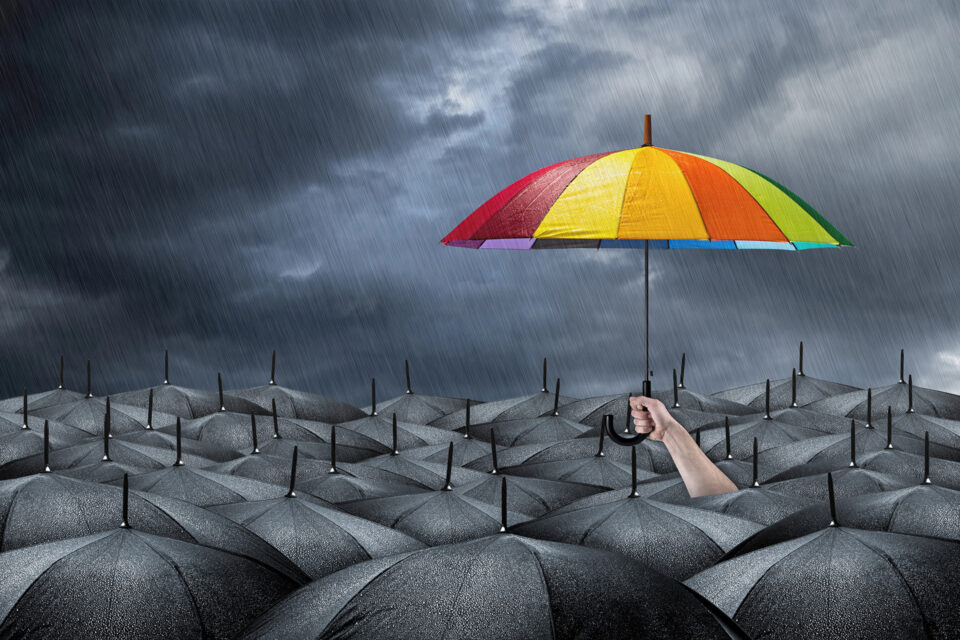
[
  {"left": 0, "top": 527, "right": 301, "bottom": 639},
  {"left": 124, "top": 465, "right": 289, "bottom": 507},
  {"left": 890, "top": 409, "right": 960, "bottom": 448},
  {"left": 33, "top": 396, "right": 178, "bottom": 435},
  {"left": 359, "top": 363, "right": 470, "bottom": 424},
  {"left": 698, "top": 414, "right": 825, "bottom": 461},
  {"left": 726, "top": 484, "right": 960, "bottom": 558},
  {"left": 0, "top": 357, "right": 88, "bottom": 412},
  {"left": 806, "top": 373, "right": 960, "bottom": 421},
  {"left": 466, "top": 414, "right": 594, "bottom": 447},
  {"left": 556, "top": 392, "right": 733, "bottom": 431},
  {"left": 511, "top": 447, "right": 761, "bottom": 579},
  {"left": 651, "top": 358, "right": 755, "bottom": 415},
  {"left": 680, "top": 438, "right": 818, "bottom": 524},
  {"left": 228, "top": 351, "right": 366, "bottom": 423},
  {"left": 686, "top": 525, "right": 960, "bottom": 640},
  {"left": 453, "top": 473, "right": 602, "bottom": 518},
  {"left": 712, "top": 343, "right": 858, "bottom": 409},
  {"left": 241, "top": 533, "right": 746, "bottom": 640},
  {"left": 112, "top": 373, "right": 268, "bottom": 418},
  {"left": 340, "top": 447, "right": 530, "bottom": 545},
  {"left": 336, "top": 408, "right": 461, "bottom": 451},
  {"left": 464, "top": 424, "right": 667, "bottom": 488},
  {"left": 430, "top": 361, "right": 575, "bottom": 427},
  {"left": 211, "top": 447, "right": 425, "bottom": 579},
  {"left": 0, "top": 472, "right": 305, "bottom": 581},
  {"left": 0, "top": 417, "right": 90, "bottom": 471}
]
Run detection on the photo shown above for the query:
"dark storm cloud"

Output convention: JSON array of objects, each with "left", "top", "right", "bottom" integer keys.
[{"left": 2, "top": 0, "right": 959, "bottom": 405}]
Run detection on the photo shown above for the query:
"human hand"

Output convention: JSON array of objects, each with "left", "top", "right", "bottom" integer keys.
[{"left": 629, "top": 396, "right": 680, "bottom": 441}]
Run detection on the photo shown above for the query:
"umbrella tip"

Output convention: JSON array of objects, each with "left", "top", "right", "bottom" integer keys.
[
  {"left": 552, "top": 378, "right": 560, "bottom": 416},
  {"left": 827, "top": 471, "right": 838, "bottom": 527},
  {"left": 490, "top": 430, "right": 499, "bottom": 474},
  {"left": 217, "top": 372, "right": 225, "bottom": 411},
  {"left": 642, "top": 114, "right": 652, "bottom": 147},
  {"left": 499, "top": 476, "right": 508, "bottom": 532},
  {"left": 541, "top": 357, "right": 548, "bottom": 393},
  {"left": 405, "top": 359, "right": 412, "bottom": 394},
  {"left": 899, "top": 348, "right": 905, "bottom": 384},
  {"left": 120, "top": 473, "right": 130, "bottom": 529},
  {"left": 163, "top": 348, "right": 170, "bottom": 385},
  {"left": 442, "top": 442, "right": 454, "bottom": 491},
  {"left": 329, "top": 425, "right": 338, "bottom": 474},
  {"left": 286, "top": 446, "right": 298, "bottom": 498}
]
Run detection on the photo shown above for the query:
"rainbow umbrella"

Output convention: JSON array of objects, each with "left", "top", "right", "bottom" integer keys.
[{"left": 443, "top": 115, "right": 852, "bottom": 445}]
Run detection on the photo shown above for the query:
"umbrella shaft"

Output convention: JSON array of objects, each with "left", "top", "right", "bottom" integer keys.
[{"left": 644, "top": 239, "right": 650, "bottom": 387}]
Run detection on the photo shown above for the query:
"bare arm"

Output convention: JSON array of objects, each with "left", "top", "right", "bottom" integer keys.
[{"left": 630, "top": 395, "right": 738, "bottom": 498}]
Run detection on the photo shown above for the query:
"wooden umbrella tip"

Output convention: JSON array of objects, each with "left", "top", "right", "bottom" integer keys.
[{"left": 642, "top": 114, "right": 652, "bottom": 146}]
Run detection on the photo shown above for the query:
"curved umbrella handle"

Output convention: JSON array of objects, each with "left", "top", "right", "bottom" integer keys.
[{"left": 605, "top": 387, "right": 652, "bottom": 447}]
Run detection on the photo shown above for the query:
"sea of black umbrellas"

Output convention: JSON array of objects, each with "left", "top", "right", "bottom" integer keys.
[{"left": 2, "top": 346, "right": 960, "bottom": 639}]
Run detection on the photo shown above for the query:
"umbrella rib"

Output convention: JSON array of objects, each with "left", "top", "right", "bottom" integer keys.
[
  {"left": 522, "top": 545, "right": 560, "bottom": 639},
  {"left": 843, "top": 531, "right": 935, "bottom": 636},
  {"left": 138, "top": 535, "right": 208, "bottom": 637},
  {"left": 439, "top": 537, "right": 503, "bottom": 640}
]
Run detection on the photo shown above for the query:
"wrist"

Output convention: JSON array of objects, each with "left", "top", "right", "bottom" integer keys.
[{"left": 659, "top": 419, "right": 687, "bottom": 447}]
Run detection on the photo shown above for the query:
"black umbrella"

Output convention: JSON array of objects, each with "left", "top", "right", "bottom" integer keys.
[
  {"left": 686, "top": 473, "right": 960, "bottom": 640},
  {"left": 890, "top": 405, "right": 960, "bottom": 448},
  {"left": 684, "top": 438, "right": 818, "bottom": 524},
  {"left": 452, "top": 457, "right": 602, "bottom": 518},
  {"left": 337, "top": 391, "right": 461, "bottom": 450},
  {"left": 0, "top": 409, "right": 218, "bottom": 480},
  {"left": 0, "top": 415, "right": 91, "bottom": 471},
  {"left": 0, "top": 471, "right": 306, "bottom": 581},
  {"left": 754, "top": 416, "right": 958, "bottom": 483},
  {"left": 650, "top": 357, "right": 755, "bottom": 415},
  {"left": 32, "top": 392, "right": 177, "bottom": 436},
  {"left": 556, "top": 390, "right": 735, "bottom": 432},
  {"left": 0, "top": 357, "right": 85, "bottom": 413},
  {"left": 340, "top": 444, "right": 530, "bottom": 545},
  {"left": 282, "top": 426, "right": 429, "bottom": 502},
  {"left": 227, "top": 350, "right": 367, "bottom": 423},
  {"left": 122, "top": 418, "right": 290, "bottom": 506},
  {"left": 112, "top": 369, "right": 268, "bottom": 418},
  {"left": 726, "top": 471, "right": 960, "bottom": 558},
  {"left": 211, "top": 447, "right": 425, "bottom": 579},
  {"left": 241, "top": 526, "right": 746, "bottom": 639},
  {"left": 0, "top": 502, "right": 302, "bottom": 639},
  {"left": 698, "top": 410, "right": 825, "bottom": 462},
  {"left": 429, "top": 360, "right": 576, "bottom": 427},
  {"left": 711, "top": 342, "right": 859, "bottom": 409},
  {"left": 465, "top": 419, "right": 668, "bottom": 488},
  {"left": 393, "top": 401, "right": 500, "bottom": 464},
  {"left": 721, "top": 376, "right": 857, "bottom": 437},
  {"left": 464, "top": 385, "right": 595, "bottom": 446},
  {"left": 806, "top": 364, "right": 960, "bottom": 420},
  {"left": 359, "top": 363, "right": 470, "bottom": 424},
  {"left": 511, "top": 446, "right": 762, "bottom": 580}
]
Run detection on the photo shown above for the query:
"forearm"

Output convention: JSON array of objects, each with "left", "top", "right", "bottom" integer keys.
[{"left": 661, "top": 423, "right": 738, "bottom": 497}]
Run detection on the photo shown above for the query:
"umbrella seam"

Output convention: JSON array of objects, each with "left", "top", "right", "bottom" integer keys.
[
  {"left": 439, "top": 536, "right": 503, "bottom": 640},
  {"left": 138, "top": 535, "right": 208, "bottom": 637},
  {"left": 524, "top": 545, "right": 560, "bottom": 639},
  {"left": 727, "top": 532, "right": 823, "bottom": 618},
  {"left": 844, "top": 530, "right": 935, "bottom": 637}
]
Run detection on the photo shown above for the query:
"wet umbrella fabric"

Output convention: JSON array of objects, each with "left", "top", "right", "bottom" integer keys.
[
  {"left": 466, "top": 415, "right": 594, "bottom": 446},
  {"left": 686, "top": 486, "right": 817, "bottom": 526},
  {"left": 111, "top": 384, "right": 267, "bottom": 418},
  {"left": 452, "top": 474, "right": 602, "bottom": 517},
  {"left": 340, "top": 490, "right": 530, "bottom": 546},
  {"left": 336, "top": 414, "right": 461, "bottom": 451},
  {"left": 33, "top": 398, "right": 178, "bottom": 435},
  {"left": 806, "top": 378, "right": 960, "bottom": 421},
  {"left": 0, "top": 528, "right": 301, "bottom": 640},
  {"left": 241, "top": 534, "right": 746, "bottom": 640},
  {"left": 212, "top": 496, "right": 425, "bottom": 579},
  {"left": 725, "top": 484, "right": 960, "bottom": 558},
  {"left": 686, "top": 527, "right": 960, "bottom": 640},
  {"left": 430, "top": 389, "right": 576, "bottom": 428},
  {"left": 511, "top": 493, "right": 762, "bottom": 580},
  {"left": 124, "top": 466, "right": 290, "bottom": 507},
  {"left": 230, "top": 386, "right": 366, "bottom": 423},
  {"left": 0, "top": 473, "right": 305, "bottom": 581}
]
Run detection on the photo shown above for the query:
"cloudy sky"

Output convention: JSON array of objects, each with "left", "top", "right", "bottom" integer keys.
[{"left": 2, "top": 0, "right": 959, "bottom": 406}]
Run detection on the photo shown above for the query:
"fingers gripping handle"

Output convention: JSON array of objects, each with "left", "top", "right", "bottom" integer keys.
[{"left": 606, "top": 382, "right": 652, "bottom": 447}]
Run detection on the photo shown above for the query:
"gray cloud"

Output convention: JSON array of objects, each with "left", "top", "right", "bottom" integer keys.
[{"left": 2, "top": 0, "right": 959, "bottom": 407}]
